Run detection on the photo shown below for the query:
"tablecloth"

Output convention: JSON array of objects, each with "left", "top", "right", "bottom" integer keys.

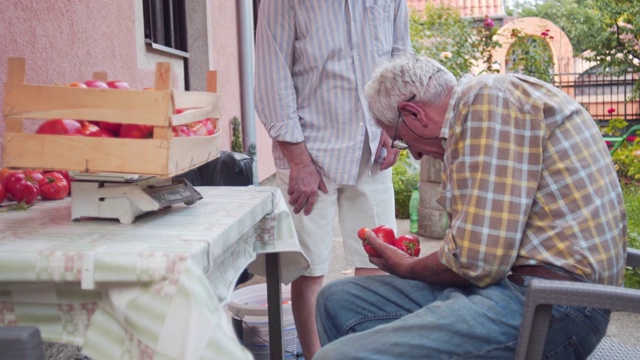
[{"left": 0, "top": 186, "right": 309, "bottom": 359}]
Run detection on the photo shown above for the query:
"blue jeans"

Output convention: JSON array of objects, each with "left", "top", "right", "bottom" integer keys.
[{"left": 314, "top": 275, "right": 610, "bottom": 359}]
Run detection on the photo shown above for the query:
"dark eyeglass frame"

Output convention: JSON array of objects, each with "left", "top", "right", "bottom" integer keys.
[
  {"left": 391, "top": 94, "right": 416, "bottom": 150},
  {"left": 391, "top": 93, "right": 442, "bottom": 150}
]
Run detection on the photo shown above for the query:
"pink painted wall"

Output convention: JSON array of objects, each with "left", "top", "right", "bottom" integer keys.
[{"left": 0, "top": 1, "right": 277, "bottom": 182}]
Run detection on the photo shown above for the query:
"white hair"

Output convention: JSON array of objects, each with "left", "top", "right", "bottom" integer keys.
[{"left": 365, "top": 54, "right": 457, "bottom": 127}]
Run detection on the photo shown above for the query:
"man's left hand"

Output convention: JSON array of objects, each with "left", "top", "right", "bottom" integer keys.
[{"left": 375, "top": 130, "right": 400, "bottom": 170}]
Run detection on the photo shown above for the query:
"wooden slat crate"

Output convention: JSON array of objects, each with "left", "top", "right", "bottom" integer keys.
[{"left": 2, "top": 57, "right": 221, "bottom": 177}]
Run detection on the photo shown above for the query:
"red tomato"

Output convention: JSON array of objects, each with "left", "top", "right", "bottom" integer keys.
[
  {"left": 357, "top": 227, "right": 370, "bottom": 240},
  {"left": 66, "top": 82, "right": 87, "bottom": 88},
  {"left": 106, "top": 80, "right": 130, "bottom": 90},
  {"left": 188, "top": 122, "right": 209, "bottom": 136},
  {"left": 36, "top": 119, "right": 83, "bottom": 136},
  {"left": 38, "top": 172, "right": 70, "bottom": 200},
  {"left": 371, "top": 225, "right": 396, "bottom": 246},
  {"left": 363, "top": 241, "right": 380, "bottom": 257},
  {"left": 201, "top": 119, "right": 216, "bottom": 135},
  {"left": 0, "top": 182, "right": 5, "bottom": 203},
  {"left": 119, "top": 124, "right": 153, "bottom": 139},
  {"left": 172, "top": 125, "right": 195, "bottom": 137},
  {"left": 3, "top": 171, "right": 39, "bottom": 205},
  {"left": 80, "top": 121, "right": 116, "bottom": 137},
  {"left": 394, "top": 234, "right": 421, "bottom": 257},
  {"left": 98, "top": 121, "right": 122, "bottom": 136},
  {"left": 84, "top": 79, "right": 109, "bottom": 89},
  {"left": 362, "top": 225, "right": 396, "bottom": 258}
]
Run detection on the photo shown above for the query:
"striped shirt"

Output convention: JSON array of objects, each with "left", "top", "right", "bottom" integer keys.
[
  {"left": 437, "top": 74, "right": 627, "bottom": 287},
  {"left": 254, "top": 0, "right": 411, "bottom": 184}
]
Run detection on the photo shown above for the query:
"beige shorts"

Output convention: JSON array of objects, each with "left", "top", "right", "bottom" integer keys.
[{"left": 276, "top": 151, "right": 396, "bottom": 276}]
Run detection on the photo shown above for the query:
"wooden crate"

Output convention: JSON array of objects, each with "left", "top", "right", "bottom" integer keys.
[{"left": 2, "top": 57, "right": 221, "bottom": 177}]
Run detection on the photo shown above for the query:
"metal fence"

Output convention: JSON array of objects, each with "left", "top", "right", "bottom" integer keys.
[{"left": 552, "top": 71, "right": 640, "bottom": 126}]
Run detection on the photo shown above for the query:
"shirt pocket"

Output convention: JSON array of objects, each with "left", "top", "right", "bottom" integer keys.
[{"left": 365, "top": 0, "right": 394, "bottom": 57}]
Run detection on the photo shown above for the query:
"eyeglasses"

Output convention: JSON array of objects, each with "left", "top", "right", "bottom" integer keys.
[
  {"left": 391, "top": 94, "right": 416, "bottom": 150},
  {"left": 390, "top": 93, "right": 442, "bottom": 150}
]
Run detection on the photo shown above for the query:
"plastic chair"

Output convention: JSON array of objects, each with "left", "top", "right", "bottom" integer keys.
[
  {"left": 515, "top": 248, "right": 640, "bottom": 359},
  {"left": 603, "top": 124, "right": 640, "bottom": 155}
]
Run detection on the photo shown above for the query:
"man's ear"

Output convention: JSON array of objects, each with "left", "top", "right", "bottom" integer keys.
[{"left": 399, "top": 102, "right": 425, "bottom": 125}]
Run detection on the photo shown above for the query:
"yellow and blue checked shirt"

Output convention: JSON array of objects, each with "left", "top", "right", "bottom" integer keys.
[{"left": 437, "top": 74, "right": 627, "bottom": 287}]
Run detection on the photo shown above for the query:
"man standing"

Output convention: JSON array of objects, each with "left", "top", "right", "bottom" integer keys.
[
  {"left": 254, "top": 1, "right": 411, "bottom": 358},
  {"left": 314, "top": 54, "right": 627, "bottom": 359}
]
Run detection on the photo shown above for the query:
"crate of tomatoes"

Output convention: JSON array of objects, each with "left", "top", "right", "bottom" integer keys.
[{"left": 1, "top": 57, "right": 220, "bottom": 177}]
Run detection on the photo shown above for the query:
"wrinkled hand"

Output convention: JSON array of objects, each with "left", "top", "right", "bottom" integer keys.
[
  {"left": 363, "top": 228, "right": 415, "bottom": 277},
  {"left": 375, "top": 130, "right": 400, "bottom": 170},
  {"left": 287, "top": 162, "right": 328, "bottom": 215}
]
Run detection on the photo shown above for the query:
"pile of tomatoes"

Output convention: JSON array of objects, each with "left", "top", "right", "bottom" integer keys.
[
  {"left": 358, "top": 225, "right": 421, "bottom": 258},
  {"left": 35, "top": 79, "right": 217, "bottom": 139},
  {"left": 0, "top": 168, "right": 70, "bottom": 206}
]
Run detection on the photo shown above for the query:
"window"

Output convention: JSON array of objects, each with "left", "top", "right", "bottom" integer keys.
[{"left": 143, "top": 0, "right": 188, "bottom": 57}]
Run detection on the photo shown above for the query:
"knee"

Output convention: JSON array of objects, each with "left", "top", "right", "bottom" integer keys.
[{"left": 316, "top": 278, "right": 350, "bottom": 317}]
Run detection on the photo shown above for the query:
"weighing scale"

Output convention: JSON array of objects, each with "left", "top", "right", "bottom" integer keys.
[{"left": 69, "top": 172, "right": 202, "bottom": 224}]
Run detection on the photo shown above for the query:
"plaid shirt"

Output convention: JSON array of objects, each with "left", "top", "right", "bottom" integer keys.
[{"left": 437, "top": 74, "right": 627, "bottom": 287}]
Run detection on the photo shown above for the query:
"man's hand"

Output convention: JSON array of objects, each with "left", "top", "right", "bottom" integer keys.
[
  {"left": 362, "top": 228, "right": 416, "bottom": 277},
  {"left": 287, "top": 162, "right": 327, "bottom": 215},
  {"left": 363, "top": 228, "right": 473, "bottom": 286},
  {"left": 277, "top": 141, "right": 328, "bottom": 215},
  {"left": 375, "top": 130, "right": 400, "bottom": 170}
]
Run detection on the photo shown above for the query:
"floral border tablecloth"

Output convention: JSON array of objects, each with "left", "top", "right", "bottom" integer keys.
[{"left": 0, "top": 186, "right": 309, "bottom": 359}]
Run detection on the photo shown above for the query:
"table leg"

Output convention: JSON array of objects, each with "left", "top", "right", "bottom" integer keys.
[{"left": 266, "top": 253, "right": 284, "bottom": 360}]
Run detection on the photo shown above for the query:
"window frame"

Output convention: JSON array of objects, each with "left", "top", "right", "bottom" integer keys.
[{"left": 143, "top": 0, "right": 189, "bottom": 58}]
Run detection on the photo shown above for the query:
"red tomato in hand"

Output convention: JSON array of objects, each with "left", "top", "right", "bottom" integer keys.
[
  {"left": 362, "top": 225, "right": 396, "bottom": 258},
  {"left": 36, "top": 119, "right": 83, "bottom": 136},
  {"left": 394, "top": 234, "right": 421, "bottom": 257},
  {"left": 357, "top": 227, "right": 370, "bottom": 240},
  {"left": 38, "top": 172, "right": 70, "bottom": 200},
  {"left": 371, "top": 225, "right": 396, "bottom": 246},
  {"left": 0, "top": 182, "right": 5, "bottom": 203}
]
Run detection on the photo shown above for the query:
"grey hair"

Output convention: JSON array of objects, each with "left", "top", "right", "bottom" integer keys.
[{"left": 364, "top": 54, "right": 457, "bottom": 127}]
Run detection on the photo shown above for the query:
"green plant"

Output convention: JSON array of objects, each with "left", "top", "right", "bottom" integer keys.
[
  {"left": 230, "top": 116, "right": 243, "bottom": 153},
  {"left": 604, "top": 112, "right": 640, "bottom": 181},
  {"left": 409, "top": 3, "right": 487, "bottom": 78},
  {"left": 622, "top": 184, "right": 640, "bottom": 289},
  {"left": 392, "top": 151, "right": 420, "bottom": 219},
  {"left": 505, "top": 29, "right": 555, "bottom": 83}
]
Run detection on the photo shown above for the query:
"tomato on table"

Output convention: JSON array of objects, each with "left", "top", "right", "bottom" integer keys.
[{"left": 38, "top": 172, "right": 70, "bottom": 200}]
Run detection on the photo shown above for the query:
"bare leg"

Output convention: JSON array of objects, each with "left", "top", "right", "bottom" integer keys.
[
  {"left": 291, "top": 275, "right": 324, "bottom": 360},
  {"left": 354, "top": 267, "right": 385, "bottom": 276}
]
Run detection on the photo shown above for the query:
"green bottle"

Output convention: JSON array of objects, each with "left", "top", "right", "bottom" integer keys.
[{"left": 409, "top": 185, "right": 419, "bottom": 233}]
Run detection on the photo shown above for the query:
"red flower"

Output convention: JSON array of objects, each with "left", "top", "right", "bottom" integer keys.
[
  {"left": 607, "top": 107, "right": 616, "bottom": 114},
  {"left": 483, "top": 17, "right": 494, "bottom": 29}
]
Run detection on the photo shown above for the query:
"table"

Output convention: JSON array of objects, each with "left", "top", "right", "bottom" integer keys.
[{"left": 0, "top": 186, "right": 309, "bottom": 359}]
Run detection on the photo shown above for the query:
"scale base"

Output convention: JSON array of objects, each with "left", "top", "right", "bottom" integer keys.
[{"left": 70, "top": 177, "right": 202, "bottom": 224}]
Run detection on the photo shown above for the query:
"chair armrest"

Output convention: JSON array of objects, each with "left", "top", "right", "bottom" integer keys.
[
  {"left": 627, "top": 248, "right": 640, "bottom": 268},
  {"left": 515, "top": 279, "right": 640, "bottom": 360}
]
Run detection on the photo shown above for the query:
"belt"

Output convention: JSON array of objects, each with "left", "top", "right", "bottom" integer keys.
[{"left": 507, "top": 265, "right": 582, "bottom": 286}]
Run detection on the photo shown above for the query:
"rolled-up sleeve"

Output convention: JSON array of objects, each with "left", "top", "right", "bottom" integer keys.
[{"left": 254, "top": 0, "right": 305, "bottom": 143}]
